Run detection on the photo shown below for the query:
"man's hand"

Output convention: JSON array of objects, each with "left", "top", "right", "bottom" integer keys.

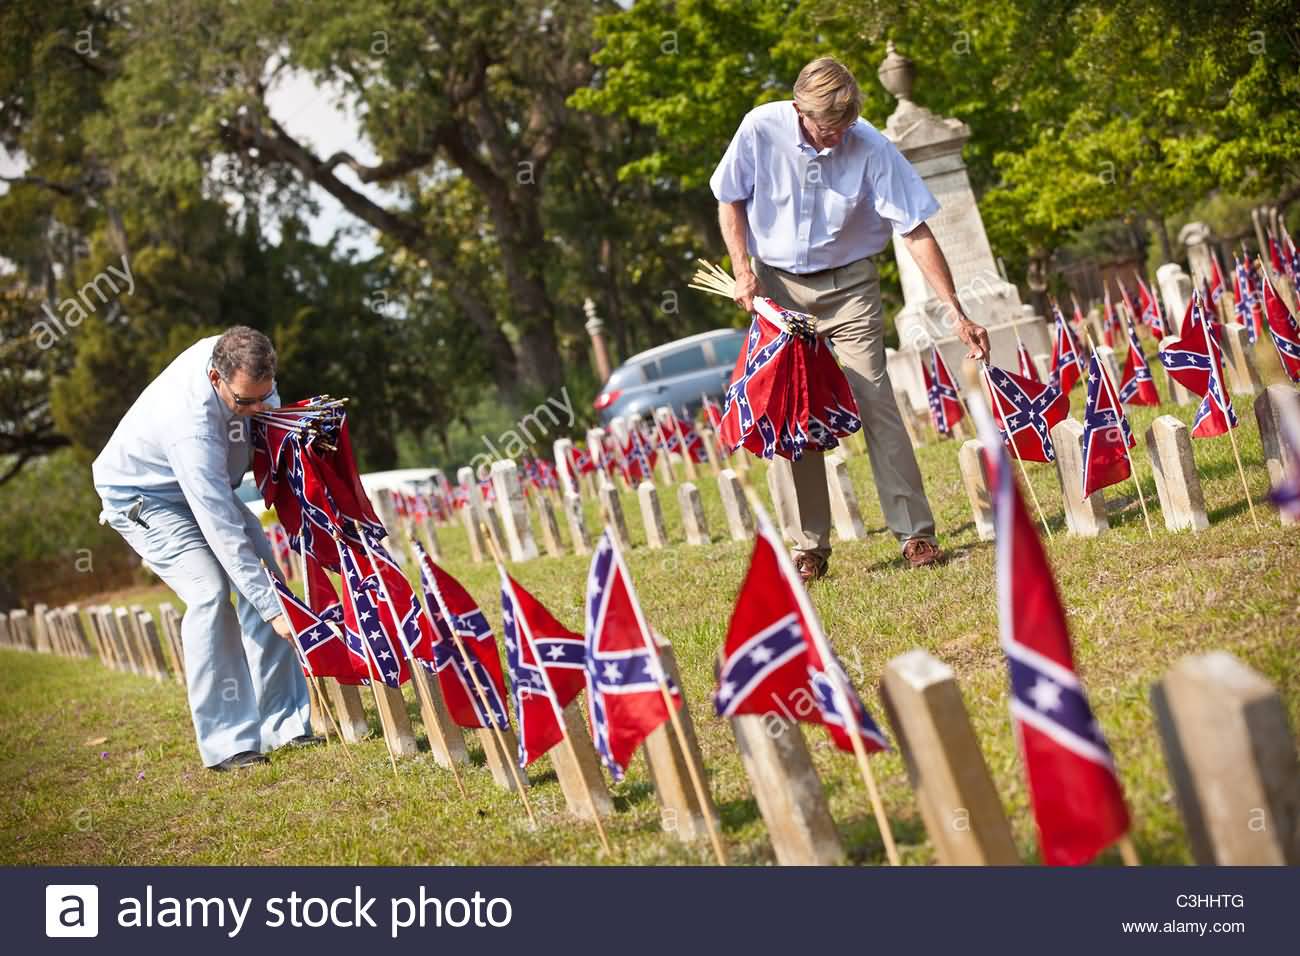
[
  {"left": 270, "top": 614, "right": 294, "bottom": 641},
  {"left": 733, "top": 270, "right": 762, "bottom": 314},
  {"left": 955, "top": 315, "right": 991, "bottom": 362},
  {"left": 902, "top": 223, "right": 991, "bottom": 361}
]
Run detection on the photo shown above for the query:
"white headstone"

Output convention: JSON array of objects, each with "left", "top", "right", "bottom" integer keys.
[
  {"left": 563, "top": 493, "right": 593, "bottom": 554},
  {"left": 1255, "top": 385, "right": 1300, "bottom": 526},
  {"left": 456, "top": 466, "right": 487, "bottom": 562},
  {"left": 599, "top": 483, "right": 631, "bottom": 550},
  {"left": 957, "top": 439, "right": 995, "bottom": 541},
  {"left": 718, "top": 469, "right": 754, "bottom": 541},
  {"left": 677, "top": 483, "right": 709, "bottom": 545},
  {"left": 553, "top": 438, "right": 579, "bottom": 497},
  {"left": 1050, "top": 418, "right": 1108, "bottom": 536},
  {"left": 824, "top": 453, "right": 867, "bottom": 541},
  {"left": 637, "top": 481, "right": 668, "bottom": 549},
  {"left": 490, "top": 460, "right": 539, "bottom": 562},
  {"left": 1145, "top": 416, "right": 1209, "bottom": 532}
]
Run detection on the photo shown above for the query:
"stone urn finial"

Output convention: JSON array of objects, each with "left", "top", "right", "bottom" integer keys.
[{"left": 877, "top": 39, "right": 915, "bottom": 105}]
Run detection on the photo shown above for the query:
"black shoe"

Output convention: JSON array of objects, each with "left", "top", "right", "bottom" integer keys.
[
  {"left": 209, "top": 750, "right": 270, "bottom": 772},
  {"left": 284, "top": 734, "right": 324, "bottom": 749}
]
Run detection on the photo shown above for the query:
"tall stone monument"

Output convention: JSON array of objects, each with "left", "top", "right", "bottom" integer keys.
[
  {"left": 877, "top": 41, "right": 1049, "bottom": 413},
  {"left": 1179, "top": 221, "right": 1215, "bottom": 287}
]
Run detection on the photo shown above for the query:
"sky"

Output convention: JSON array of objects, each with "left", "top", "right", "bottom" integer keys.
[
  {"left": 255, "top": 67, "right": 387, "bottom": 258},
  {"left": 0, "top": 67, "right": 384, "bottom": 264}
]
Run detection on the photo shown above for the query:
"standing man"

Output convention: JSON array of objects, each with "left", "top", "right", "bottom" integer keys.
[
  {"left": 94, "top": 326, "right": 317, "bottom": 770},
  {"left": 711, "top": 56, "right": 990, "bottom": 580}
]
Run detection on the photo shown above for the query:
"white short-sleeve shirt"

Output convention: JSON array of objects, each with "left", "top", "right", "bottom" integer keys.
[{"left": 710, "top": 100, "right": 939, "bottom": 274}]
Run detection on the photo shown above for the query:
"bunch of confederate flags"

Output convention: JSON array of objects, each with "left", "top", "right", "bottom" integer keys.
[{"left": 924, "top": 241, "right": 1300, "bottom": 501}]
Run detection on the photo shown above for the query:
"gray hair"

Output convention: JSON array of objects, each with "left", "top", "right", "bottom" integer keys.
[{"left": 212, "top": 326, "right": 277, "bottom": 382}]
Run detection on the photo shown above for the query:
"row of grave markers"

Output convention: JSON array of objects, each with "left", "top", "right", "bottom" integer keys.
[
  {"left": 439, "top": 382, "right": 1297, "bottom": 569},
  {"left": 437, "top": 356, "right": 1293, "bottom": 569},
  {"left": 957, "top": 384, "right": 1300, "bottom": 539},
  {"left": 409, "top": 304, "right": 1284, "bottom": 565},
  {"left": 2, "top": 599, "right": 1295, "bottom": 865}
]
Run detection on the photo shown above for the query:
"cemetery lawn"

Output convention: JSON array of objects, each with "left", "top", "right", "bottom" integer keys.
[{"left": 2, "top": 365, "right": 1296, "bottom": 866}]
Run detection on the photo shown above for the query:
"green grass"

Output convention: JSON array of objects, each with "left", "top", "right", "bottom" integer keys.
[{"left": 2, "top": 355, "right": 1297, "bottom": 866}]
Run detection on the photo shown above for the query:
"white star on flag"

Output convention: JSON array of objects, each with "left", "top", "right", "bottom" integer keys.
[
  {"left": 717, "top": 681, "right": 736, "bottom": 702},
  {"left": 642, "top": 655, "right": 664, "bottom": 682},
  {"left": 546, "top": 644, "right": 565, "bottom": 661},
  {"left": 749, "top": 644, "right": 774, "bottom": 665},
  {"left": 1027, "top": 676, "right": 1063, "bottom": 713},
  {"left": 602, "top": 661, "right": 621, "bottom": 682}
]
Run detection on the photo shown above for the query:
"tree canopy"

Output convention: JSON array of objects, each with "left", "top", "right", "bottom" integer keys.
[{"left": 1, "top": 0, "right": 1296, "bottom": 487}]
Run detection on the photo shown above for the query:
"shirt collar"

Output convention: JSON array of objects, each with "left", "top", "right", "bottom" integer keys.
[{"left": 790, "top": 103, "right": 835, "bottom": 157}]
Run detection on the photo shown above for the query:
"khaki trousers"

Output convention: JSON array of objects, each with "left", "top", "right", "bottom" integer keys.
[{"left": 756, "top": 256, "right": 937, "bottom": 557}]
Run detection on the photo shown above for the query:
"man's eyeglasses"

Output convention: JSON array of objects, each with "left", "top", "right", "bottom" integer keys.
[
  {"left": 220, "top": 374, "right": 276, "bottom": 406},
  {"left": 806, "top": 117, "right": 852, "bottom": 139}
]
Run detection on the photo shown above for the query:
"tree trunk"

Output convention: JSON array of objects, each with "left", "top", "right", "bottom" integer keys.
[{"left": 1150, "top": 214, "right": 1174, "bottom": 264}]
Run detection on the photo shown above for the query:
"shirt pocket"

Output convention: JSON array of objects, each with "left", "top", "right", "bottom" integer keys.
[{"left": 824, "top": 186, "right": 858, "bottom": 237}]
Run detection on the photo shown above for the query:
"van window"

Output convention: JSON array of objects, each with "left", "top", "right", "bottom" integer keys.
[
  {"left": 607, "top": 364, "right": 647, "bottom": 388},
  {"left": 711, "top": 334, "right": 744, "bottom": 368},
  {"left": 656, "top": 344, "right": 707, "bottom": 379}
]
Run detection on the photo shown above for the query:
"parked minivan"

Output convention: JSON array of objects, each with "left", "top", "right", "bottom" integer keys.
[{"left": 592, "top": 327, "right": 746, "bottom": 424}]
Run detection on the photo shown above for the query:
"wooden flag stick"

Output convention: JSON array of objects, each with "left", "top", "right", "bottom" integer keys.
[
  {"left": 264, "top": 560, "right": 346, "bottom": 761},
  {"left": 364, "top": 644, "right": 401, "bottom": 779},
  {"left": 1223, "top": 393, "right": 1261, "bottom": 532},
  {"left": 359, "top": 531, "right": 468, "bottom": 799},
  {"left": 292, "top": 543, "right": 349, "bottom": 754},
  {"left": 1083, "top": 332, "right": 1154, "bottom": 539},
  {"left": 331, "top": 532, "right": 400, "bottom": 778},
  {"left": 609, "top": 428, "right": 632, "bottom": 492},
  {"left": 737, "top": 477, "right": 900, "bottom": 866},
  {"left": 980, "top": 365, "right": 1053, "bottom": 539},
  {"left": 671, "top": 407, "right": 698, "bottom": 480},
  {"left": 1117, "top": 834, "right": 1141, "bottom": 866},
  {"left": 1255, "top": 258, "right": 1299, "bottom": 386},
  {"left": 702, "top": 392, "right": 734, "bottom": 466},
  {"left": 1195, "top": 311, "right": 1262, "bottom": 532},
  {"left": 417, "top": 533, "right": 538, "bottom": 827},
  {"left": 602, "top": 526, "right": 729, "bottom": 866},
  {"left": 1060, "top": 294, "right": 1089, "bottom": 386},
  {"left": 486, "top": 534, "right": 609, "bottom": 853}
]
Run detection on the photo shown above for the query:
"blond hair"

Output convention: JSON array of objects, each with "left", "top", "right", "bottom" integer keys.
[{"left": 793, "top": 57, "right": 862, "bottom": 128}]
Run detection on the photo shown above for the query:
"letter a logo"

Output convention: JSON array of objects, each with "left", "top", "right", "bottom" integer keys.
[{"left": 45, "top": 885, "right": 99, "bottom": 937}]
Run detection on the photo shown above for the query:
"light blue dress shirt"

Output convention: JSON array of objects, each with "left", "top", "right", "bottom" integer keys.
[
  {"left": 710, "top": 100, "right": 940, "bottom": 274},
  {"left": 93, "top": 335, "right": 281, "bottom": 621}
]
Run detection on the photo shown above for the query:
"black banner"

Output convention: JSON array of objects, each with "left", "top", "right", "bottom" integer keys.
[{"left": 9, "top": 866, "right": 1288, "bottom": 953}]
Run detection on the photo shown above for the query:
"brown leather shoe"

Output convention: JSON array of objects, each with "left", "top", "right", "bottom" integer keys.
[
  {"left": 794, "top": 552, "right": 828, "bottom": 583},
  {"left": 903, "top": 538, "right": 943, "bottom": 568}
]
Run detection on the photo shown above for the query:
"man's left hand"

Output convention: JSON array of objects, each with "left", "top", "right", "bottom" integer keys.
[
  {"left": 270, "top": 614, "right": 294, "bottom": 641},
  {"left": 955, "top": 317, "right": 991, "bottom": 362}
]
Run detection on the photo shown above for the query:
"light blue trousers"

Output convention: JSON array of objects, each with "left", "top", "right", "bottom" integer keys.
[{"left": 102, "top": 495, "right": 310, "bottom": 766}]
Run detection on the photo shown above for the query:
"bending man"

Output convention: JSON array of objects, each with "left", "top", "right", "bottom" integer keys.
[{"left": 94, "top": 326, "right": 317, "bottom": 770}]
